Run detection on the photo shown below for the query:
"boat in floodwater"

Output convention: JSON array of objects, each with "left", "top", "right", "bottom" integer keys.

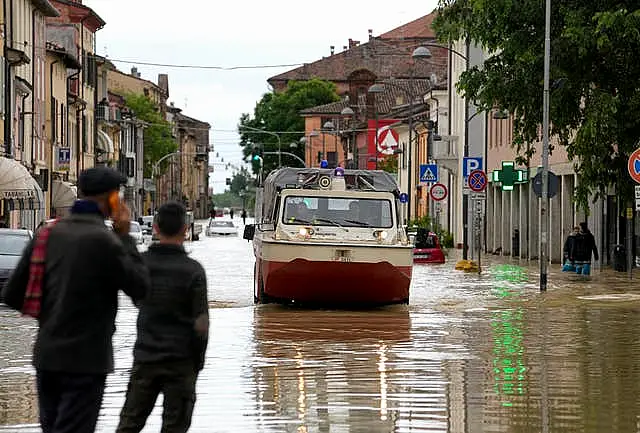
[{"left": 243, "top": 167, "right": 413, "bottom": 305}]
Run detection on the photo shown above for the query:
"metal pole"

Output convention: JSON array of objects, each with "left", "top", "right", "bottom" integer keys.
[
  {"left": 540, "top": 0, "right": 551, "bottom": 291},
  {"left": 278, "top": 135, "right": 282, "bottom": 168},
  {"left": 407, "top": 99, "right": 414, "bottom": 221},
  {"left": 375, "top": 107, "right": 379, "bottom": 170},
  {"left": 627, "top": 207, "right": 633, "bottom": 279}
]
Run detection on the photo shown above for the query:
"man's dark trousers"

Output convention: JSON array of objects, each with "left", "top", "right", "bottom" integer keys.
[
  {"left": 116, "top": 361, "right": 197, "bottom": 433},
  {"left": 36, "top": 369, "right": 107, "bottom": 433}
]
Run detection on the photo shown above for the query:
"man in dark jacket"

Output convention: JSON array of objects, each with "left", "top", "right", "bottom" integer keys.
[
  {"left": 571, "top": 222, "right": 599, "bottom": 275},
  {"left": 562, "top": 226, "right": 581, "bottom": 272},
  {"left": 1, "top": 166, "right": 150, "bottom": 433},
  {"left": 116, "top": 201, "right": 209, "bottom": 433}
]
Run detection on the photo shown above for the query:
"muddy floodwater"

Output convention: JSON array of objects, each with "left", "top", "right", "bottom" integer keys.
[{"left": 2, "top": 219, "right": 640, "bottom": 432}]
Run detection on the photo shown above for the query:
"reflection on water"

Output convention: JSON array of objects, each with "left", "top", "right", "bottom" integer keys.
[{"left": 3, "top": 241, "right": 640, "bottom": 431}]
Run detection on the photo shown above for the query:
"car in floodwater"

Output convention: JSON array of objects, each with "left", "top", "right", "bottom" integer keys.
[{"left": 206, "top": 219, "right": 238, "bottom": 237}]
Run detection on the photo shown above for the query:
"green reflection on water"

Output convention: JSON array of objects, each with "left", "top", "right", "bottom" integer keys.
[{"left": 490, "top": 264, "right": 528, "bottom": 407}]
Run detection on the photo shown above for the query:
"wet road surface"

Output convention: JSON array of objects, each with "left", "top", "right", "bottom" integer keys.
[{"left": 2, "top": 219, "right": 640, "bottom": 432}]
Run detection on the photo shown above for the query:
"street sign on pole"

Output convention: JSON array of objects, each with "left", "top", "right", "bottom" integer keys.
[
  {"left": 532, "top": 170, "right": 559, "bottom": 198},
  {"left": 463, "top": 157, "right": 483, "bottom": 177},
  {"left": 429, "top": 183, "right": 448, "bottom": 201},
  {"left": 419, "top": 164, "right": 438, "bottom": 183},
  {"left": 468, "top": 169, "right": 487, "bottom": 192},
  {"left": 628, "top": 147, "right": 640, "bottom": 183}
]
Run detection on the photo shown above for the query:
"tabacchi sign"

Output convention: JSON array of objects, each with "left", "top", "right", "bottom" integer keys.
[{"left": 1, "top": 190, "right": 34, "bottom": 200}]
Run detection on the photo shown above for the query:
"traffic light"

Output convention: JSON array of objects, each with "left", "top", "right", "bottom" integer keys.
[
  {"left": 491, "top": 161, "right": 528, "bottom": 191},
  {"left": 252, "top": 155, "right": 260, "bottom": 162}
]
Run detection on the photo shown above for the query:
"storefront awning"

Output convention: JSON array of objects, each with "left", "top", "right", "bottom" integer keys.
[
  {"left": 96, "top": 129, "right": 114, "bottom": 153},
  {"left": 0, "top": 157, "right": 44, "bottom": 211},
  {"left": 52, "top": 180, "right": 77, "bottom": 209}
]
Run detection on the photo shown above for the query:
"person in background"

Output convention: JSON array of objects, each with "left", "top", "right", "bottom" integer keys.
[
  {"left": 116, "top": 201, "right": 209, "bottom": 433},
  {"left": 562, "top": 226, "right": 580, "bottom": 272},
  {"left": 1, "top": 166, "right": 150, "bottom": 433},
  {"left": 229, "top": 208, "right": 234, "bottom": 220},
  {"left": 241, "top": 208, "right": 247, "bottom": 225},
  {"left": 571, "top": 222, "right": 599, "bottom": 275}
]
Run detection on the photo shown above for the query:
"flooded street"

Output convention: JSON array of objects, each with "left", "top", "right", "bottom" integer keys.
[{"left": 2, "top": 220, "right": 640, "bottom": 432}]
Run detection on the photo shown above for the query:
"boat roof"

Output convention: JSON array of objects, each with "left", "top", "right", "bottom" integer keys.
[{"left": 262, "top": 167, "right": 400, "bottom": 193}]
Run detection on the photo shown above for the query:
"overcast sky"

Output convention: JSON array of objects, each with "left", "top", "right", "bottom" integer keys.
[{"left": 83, "top": 0, "right": 439, "bottom": 193}]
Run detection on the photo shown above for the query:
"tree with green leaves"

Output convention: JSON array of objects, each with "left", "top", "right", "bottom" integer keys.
[
  {"left": 433, "top": 1, "right": 640, "bottom": 210},
  {"left": 238, "top": 79, "right": 340, "bottom": 175},
  {"left": 124, "top": 94, "right": 178, "bottom": 178}
]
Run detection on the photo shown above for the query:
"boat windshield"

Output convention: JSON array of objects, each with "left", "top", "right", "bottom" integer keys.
[{"left": 282, "top": 196, "right": 393, "bottom": 228}]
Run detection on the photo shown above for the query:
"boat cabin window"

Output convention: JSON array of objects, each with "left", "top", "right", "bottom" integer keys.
[{"left": 282, "top": 196, "right": 393, "bottom": 228}]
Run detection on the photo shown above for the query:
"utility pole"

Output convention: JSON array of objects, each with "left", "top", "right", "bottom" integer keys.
[{"left": 540, "top": 0, "right": 551, "bottom": 291}]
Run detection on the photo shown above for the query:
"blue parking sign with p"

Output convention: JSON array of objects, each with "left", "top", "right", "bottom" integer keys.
[
  {"left": 463, "top": 157, "right": 483, "bottom": 178},
  {"left": 419, "top": 164, "right": 438, "bottom": 183}
]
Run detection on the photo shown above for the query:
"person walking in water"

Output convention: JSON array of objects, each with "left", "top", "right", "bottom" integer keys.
[
  {"left": 562, "top": 226, "right": 580, "bottom": 272},
  {"left": 571, "top": 222, "right": 599, "bottom": 275},
  {"left": 116, "top": 201, "right": 209, "bottom": 433}
]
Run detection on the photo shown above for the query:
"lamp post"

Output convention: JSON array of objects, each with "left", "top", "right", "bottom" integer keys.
[
  {"left": 413, "top": 44, "right": 476, "bottom": 260},
  {"left": 321, "top": 121, "right": 334, "bottom": 166},
  {"left": 299, "top": 130, "right": 320, "bottom": 167},
  {"left": 340, "top": 106, "right": 355, "bottom": 166},
  {"left": 366, "top": 47, "right": 431, "bottom": 221},
  {"left": 238, "top": 125, "right": 282, "bottom": 168},
  {"left": 540, "top": 0, "right": 551, "bottom": 291}
]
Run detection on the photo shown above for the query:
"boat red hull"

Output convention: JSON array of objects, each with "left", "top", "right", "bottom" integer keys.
[{"left": 259, "top": 259, "right": 412, "bottom": 305}]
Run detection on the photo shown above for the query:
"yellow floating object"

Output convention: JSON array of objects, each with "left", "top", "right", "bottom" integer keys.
[{"left": 455, "top": 260, "right": 479, "bottom": 272}]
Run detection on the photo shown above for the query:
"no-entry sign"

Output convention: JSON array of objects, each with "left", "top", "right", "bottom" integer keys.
[{"left": 430, "top": 183, "right": 448, "bottom": 201}]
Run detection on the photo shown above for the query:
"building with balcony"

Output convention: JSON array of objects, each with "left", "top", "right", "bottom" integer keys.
[
  {"left": 0, "top": 0, "right": 60, "bottom": 229},
  {"left": 45, "top": 41, "right": 81, "bottom": 218},
  {"left": 46, "top": 0, "right": 106, "bottom": 176}
]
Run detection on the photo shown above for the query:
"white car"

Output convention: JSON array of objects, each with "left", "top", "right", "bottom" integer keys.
[
  {"left": 206, "top": 220, "right": 238, "bottom": 236},
  {"left": 129, "top": 221, "right": 144, "bottom": 244}
]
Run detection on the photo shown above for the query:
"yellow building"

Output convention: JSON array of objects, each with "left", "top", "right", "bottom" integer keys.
[{"left": 45, "top": 42, "right": 81, "bottom": 218}]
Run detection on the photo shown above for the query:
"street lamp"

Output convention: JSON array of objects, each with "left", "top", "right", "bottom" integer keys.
[{"left": 340, "top": 107, "right": 356, "bottom": 167}]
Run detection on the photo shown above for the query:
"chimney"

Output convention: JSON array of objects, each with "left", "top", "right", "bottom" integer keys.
[
  {"left": 368, "top": 29, "right": 373, "bottom": 40},
  {"left": 330, "top": 45, "right": 335, "bottom": 55},
  {"left": 158, "top": 73, "right": 169, "bottom": 97},
  {"left": 348, "top": 38, "right": 360, "bottom": 49},
  {"left": 131, "top": 67, "right": 138, "bottom": 77},
  {"left": 343, "top": 46, "right": 347, "bottom": 51}
]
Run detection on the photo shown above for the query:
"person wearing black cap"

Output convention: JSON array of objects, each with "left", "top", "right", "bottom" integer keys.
[{"left": 1, "top": 166, "right": 151, "bottom": 433}]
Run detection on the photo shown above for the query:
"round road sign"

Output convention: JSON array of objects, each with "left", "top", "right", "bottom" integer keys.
[
  {"left": 430, "top": 183, "right": 448, "bottom": 201},
  {"left": 628, "top": 147, "right": 640, "bottom": 184},
  {"left": 468, "top": 169, "right": 487, "bottom": 192}
]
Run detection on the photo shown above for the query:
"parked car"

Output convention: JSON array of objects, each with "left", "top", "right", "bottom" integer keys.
[
  {"left": 0, "top": 229, "right": 33, "bottom": 294},
  {"left": 206, "top": 220, "right": 238, "bottom": 236},
  {"left": 129, "top": 221, "right": 144, "bottom": 244},
  {"left": 410, "top": 228, "right": 446, "bottom": 264}
]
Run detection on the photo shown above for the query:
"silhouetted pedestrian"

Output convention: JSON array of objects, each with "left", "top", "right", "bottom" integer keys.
[
  {"left": 571, "top": 222, "right": 599, "bottom": 275},
  {"left": 230, "top": 209, "right": 234, "bottom": 220},
  {"left": 241, "top": 208, "right": 247, "bottom": 225}
]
